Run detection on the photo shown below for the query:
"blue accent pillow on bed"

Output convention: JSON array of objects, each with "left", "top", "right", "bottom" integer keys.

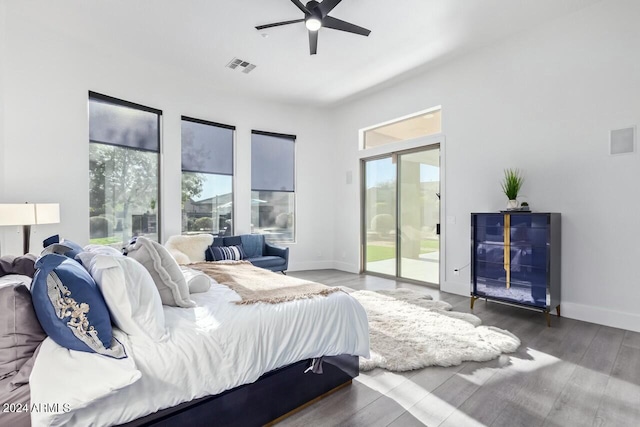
[
  {"left": 42, "top": 234, "right": 84, "bottom": 261},
  {"left": 208, "top": 245, "right": 246, "bottom": 261},
  {"left": 31, "top": 254, "right": 126, "bottom": 359}
]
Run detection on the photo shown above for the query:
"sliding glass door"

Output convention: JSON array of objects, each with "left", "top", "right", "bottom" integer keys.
[
  {"left": 363, "top": 157, "right": 397, "bottom": 276},
  {"left": 398, "top": 148, "right": 440, "bottom": 284},
  {"left": 363, "top": 145, "right": 440, "bottom": 285}
]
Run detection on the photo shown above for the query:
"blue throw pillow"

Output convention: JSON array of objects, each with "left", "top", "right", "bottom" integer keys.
[
  {"left": 206, "top": 237, "right": 243, "bottom": 261},
  {"left": 209, "top": 245, "right": 246, "bottom": 261},
  {"left": 31, "top": 254, "right": 126, "bottom": 359},
  {"left": 42, "top": 234, "right": 84, "bottom": 261}
]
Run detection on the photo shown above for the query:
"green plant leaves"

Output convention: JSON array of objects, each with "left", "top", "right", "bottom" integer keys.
[{"left": 501, "top": 168, "right": 524, "bottom": 200}]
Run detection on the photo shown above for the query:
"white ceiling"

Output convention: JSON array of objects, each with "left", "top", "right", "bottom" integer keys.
[{"left": 10, "top": 0, "right": 601, "bottom": 106}]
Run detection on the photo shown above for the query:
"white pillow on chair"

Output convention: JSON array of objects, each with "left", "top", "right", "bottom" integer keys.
[{"left": 164, "top": 234, "right": 214, "bottom": 264}]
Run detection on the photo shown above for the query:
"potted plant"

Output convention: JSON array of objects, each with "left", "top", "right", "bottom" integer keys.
[{"left": 501, "top": 168, "right": 524, "bottom": 210}]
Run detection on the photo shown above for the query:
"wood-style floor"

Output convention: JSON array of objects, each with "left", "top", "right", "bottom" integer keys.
[{"left": 281, "top": 270, "right": 640, "bottom": 427}]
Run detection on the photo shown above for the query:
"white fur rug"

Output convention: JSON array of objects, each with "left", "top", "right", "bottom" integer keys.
[{"left": 350, "top": 288, "right": 521, "bottom": 372}]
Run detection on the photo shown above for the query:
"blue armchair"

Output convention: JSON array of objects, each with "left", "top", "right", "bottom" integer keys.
[{"left": 211, "top": 234, "right": 289, "bottom": 273}]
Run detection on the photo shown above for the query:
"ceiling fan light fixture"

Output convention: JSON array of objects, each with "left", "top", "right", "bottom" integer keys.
[
  {"left": 254, "top": 0, "right": 371, "bottom": 55},
  {"left": 305, "top": 17, "right": 322, "bottom": 31}
]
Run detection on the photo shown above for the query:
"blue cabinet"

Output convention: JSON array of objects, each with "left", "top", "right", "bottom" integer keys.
[{"left": 471, "top": 212, "right": 561, "bottom": 326}]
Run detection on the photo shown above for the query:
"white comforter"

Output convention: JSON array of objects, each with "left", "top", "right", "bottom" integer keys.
[{"left": 30, "top": 281, "right": 370, "bottom": 426}]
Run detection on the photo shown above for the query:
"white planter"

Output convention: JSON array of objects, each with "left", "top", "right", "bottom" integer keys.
[{"left": 507, "top": 199, "right": 519, "bottom": 209}]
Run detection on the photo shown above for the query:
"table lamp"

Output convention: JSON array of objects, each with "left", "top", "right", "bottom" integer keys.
[{"left": 0, "top": 203, "right": 60, "bottom": 254}]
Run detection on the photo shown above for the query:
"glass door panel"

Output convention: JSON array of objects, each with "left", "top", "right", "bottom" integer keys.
[
  {"left": 398, "top": 147, "right": 440, "bottom": 284},
  {"left": 363, "top": 157, "right": 397, "bottom": 276}
]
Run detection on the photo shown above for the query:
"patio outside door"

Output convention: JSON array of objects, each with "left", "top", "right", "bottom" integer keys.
[{"left": 363, "top": 145, "right": 440, "bottom": 286}]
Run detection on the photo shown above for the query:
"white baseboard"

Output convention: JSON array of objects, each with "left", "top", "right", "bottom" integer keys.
[
  {"left": 561, "top": 302, "right": 640, "bottom": 333},
  {"left": 440, "top": 280, "right": 469, "bottom": 297},
  {"left": 332, "top": 261, "right": 359, "bottom": 274},
  {"left": 288, "top": 260, "right": 335, "bottom": 272}
]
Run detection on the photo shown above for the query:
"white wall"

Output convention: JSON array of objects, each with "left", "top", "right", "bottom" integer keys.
[
  {"left": 0, "top": 0, "right": 6, "bottom": 254},
  {"left": 330, "top": 0, "right": 640, "bottom": 332},
  {"left": 0, "top": 0, "right": 5, "bottom": 194},
  {"left": 0, "top": 7, "right": 334, "bottom": 270}
]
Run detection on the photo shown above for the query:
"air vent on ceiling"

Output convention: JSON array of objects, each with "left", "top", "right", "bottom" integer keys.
[{"left": 226, "top": 57, "right": 257, "bottom": 74}]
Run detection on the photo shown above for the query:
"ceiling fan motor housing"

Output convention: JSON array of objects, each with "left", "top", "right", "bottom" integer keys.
[
  {"left": 307, "top": 3, "right": 322, "bottom": 20},
  {"left": 255, "top": 0, "right": 371, "bottom": 55}
]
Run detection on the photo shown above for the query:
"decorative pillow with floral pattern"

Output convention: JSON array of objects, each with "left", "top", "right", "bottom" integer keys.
[{"left": 31, "top": 254, "right": 126, "bottom": 359}]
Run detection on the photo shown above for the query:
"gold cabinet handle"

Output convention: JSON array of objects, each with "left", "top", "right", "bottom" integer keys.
[{"left": 504, "top": 214, "right": 510, "bottom": 289}]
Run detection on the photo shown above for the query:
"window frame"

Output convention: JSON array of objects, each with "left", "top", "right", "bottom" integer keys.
[
  {"left": 251, "top": 129, "right": 297, "bottom": 243},
  {"left": 88, "top": 91, "right": 163, "bottom": 244},
  {"left": 360, "top": 105, "right": 442, "bottom": 151},
  {"left": 181, "top": 115, "right": 236, "bottom": 236}
]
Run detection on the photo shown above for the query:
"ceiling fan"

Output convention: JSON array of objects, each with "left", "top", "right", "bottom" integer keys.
[{"left": 255, "top": 0, "right": 371, "bottom": 55}]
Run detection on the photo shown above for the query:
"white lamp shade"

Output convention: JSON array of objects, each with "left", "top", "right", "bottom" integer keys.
[
  {"left": 0, "top": 204, "right": 37, "bottom": 226},
  {"left": 35, "top": 203, "right": 60, "bottom": 224}
]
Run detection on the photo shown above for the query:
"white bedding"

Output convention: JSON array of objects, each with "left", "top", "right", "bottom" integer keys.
[{"left": 30, "top": 281, "right": 370, "bottom": 426}]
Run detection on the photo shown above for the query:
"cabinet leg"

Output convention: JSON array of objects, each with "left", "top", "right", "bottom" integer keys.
[
  {"left": 556, "top": 305, "right": 561, "bottom": 318},
  {"left": 545, "top": 311, "right": 551, "bottom": 327},
  {"left": 470, "top": 296, "right": 479, "bottom": 310}
]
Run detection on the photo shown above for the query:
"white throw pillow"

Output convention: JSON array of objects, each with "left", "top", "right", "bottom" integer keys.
[
  {"left": 78, "top": 245, "right": 125, "bottom": 271},
  {"left": 165, "top": 234, "right": 213, "bottom": 263},
  {"left": 125, "top": 236, "right": 195, "bottom": 308},
  {"left": 180, "top": 266, "right": 212, "bottom": 294},
  {"left": 30, "top": 334, "right": 141, "bottom": 427},
  {"left": 88, "top": 255, "right": 167, "bottom": 341},
  {"left": 84, "top": 244, "right": 124, "bottom": 257},
  {"left": 76, "top": 251, "right": 98, "bottom": 270}
]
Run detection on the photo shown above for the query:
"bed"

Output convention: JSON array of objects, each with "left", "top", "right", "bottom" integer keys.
[
  {"left": 0, "top": 379, "right": 31, "bottom": 427},
  {"left": 26, "top": 261, "right": 370, "bottom": 426}
]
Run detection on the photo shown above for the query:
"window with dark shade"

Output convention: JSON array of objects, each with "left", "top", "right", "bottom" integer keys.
[
  {"left": 251, "top": 131, "right": 296, "bottom": 243},
  {"left": 88, "top": 92, "right": 161, "bottom": 247},
  {"left": 181, "top": 117, "right": 235, "bottom": 236},
  {"left": 181, "top": 119, "right": 234, "bottom": 175},
  {"left": 251, "top": 132, "right": 295, "bottom": 192},
  {"left": 88, "top": 96, "right": 160, "bottom": 152}
]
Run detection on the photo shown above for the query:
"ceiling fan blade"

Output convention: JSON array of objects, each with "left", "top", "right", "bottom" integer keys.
[
  {"left": 318, "top": 0, "right": 343, "bottom": 17},
  {"left": 256, "top": 19, "right": 305, "bottom": 30},
  {"left": 309, "top": 30, "right": 318, "bottom": 55},
  {"left": 291, "top": 0, "right": 310, "bottom": 14},
  {"left": 322, "top": 16, "right": 371, "bottom": 36}
]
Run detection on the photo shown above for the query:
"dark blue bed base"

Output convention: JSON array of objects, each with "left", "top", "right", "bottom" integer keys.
[{"left": 118, "top": 355, "right": 358, "bottom": 427}]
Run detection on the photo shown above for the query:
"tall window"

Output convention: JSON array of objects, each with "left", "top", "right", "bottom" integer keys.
[
  {"left": 89, "top": 92, "right": 161, "bottom": 247},
  {"left": 181, "top": 117, "right": 234, "bottom": 236},
  {"left": 251, "top": 130, "right": 295, "bottom": 243}
]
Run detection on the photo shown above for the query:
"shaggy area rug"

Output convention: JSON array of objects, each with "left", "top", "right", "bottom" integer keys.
[{"left": 350, "top": 288, "right": 520, "bottom": 372}]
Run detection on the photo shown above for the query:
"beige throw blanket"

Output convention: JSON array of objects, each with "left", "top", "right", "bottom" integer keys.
[{"left": 189, "top": 261, "right": 340, "bottom": 305}]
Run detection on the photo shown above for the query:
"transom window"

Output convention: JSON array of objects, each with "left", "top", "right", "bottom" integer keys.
[{"left": 363, "top": 108, "right": 441, "bottom": 149}]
